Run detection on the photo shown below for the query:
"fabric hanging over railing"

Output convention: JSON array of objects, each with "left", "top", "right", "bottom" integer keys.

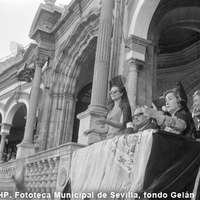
[
  {"left": 67, "top": 130, "right": 200, "bottom": 200},
  {"left": 141, "top": 131, "right": 200, "bottom": 200},
  {"left": 70, "top": 129, "right": 154, "bottom": 200}
]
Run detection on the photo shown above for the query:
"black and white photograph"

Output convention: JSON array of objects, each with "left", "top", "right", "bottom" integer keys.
[{"left": 0, "top": 0, "right": 200, "bottom": 199}]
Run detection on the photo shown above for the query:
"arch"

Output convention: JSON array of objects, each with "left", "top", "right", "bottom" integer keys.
[
  {"left": 51, "top": 8, "right": 100, "bottom": 95},
  {"left": 3, "top": 103, "right": 27, "bottom": 162},
  {"left": 64, "top": 37, "right": 97, "bottom": 96},
  {"left": 128, "top": 0, "right": 160, "bottom": 39},
  {"left": 129, "top": 0, "right": 200, "bottom": 106},
  {"left": 56, "top": 37, "right": 96, "bottom": 144},
  {"left": 54, "top": 8, "right": 100, "bottom": 72},
  {"left": 4, "top": 93, "right": 29, "bottom": 124},
  {"left": 0, "top": 102, "right": 5, "bottom": 121},
  {"left": 72, "top": 83, "right": 92, "bottom": 142},
  {"left": 48, "top": 9, "right": 99, "bottom": 145}
]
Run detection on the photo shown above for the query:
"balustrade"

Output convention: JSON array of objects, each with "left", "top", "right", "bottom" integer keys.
[{"left": 0, "top": 142, "right": 84, "bottom": 200}]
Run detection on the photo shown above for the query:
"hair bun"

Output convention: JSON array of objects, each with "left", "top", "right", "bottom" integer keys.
[{"left": 109, "top": 75, "right": 126, "bottom": 90}]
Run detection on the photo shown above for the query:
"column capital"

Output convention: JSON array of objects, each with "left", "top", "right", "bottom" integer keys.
[
  {"left": 125, "top": 35, "right": 155, "bottom": 49},
  {"left": 0, "top": 123, "right": 12, "bottom": 135},
  {"left": 35, "top": 54, "right": 48, "bottom": 68},
  {"left": 125, "top": 35, "right": 154, "bottom": 62},
  {"left": 127, "top": 57, "right": 144, "bottom": 66}
]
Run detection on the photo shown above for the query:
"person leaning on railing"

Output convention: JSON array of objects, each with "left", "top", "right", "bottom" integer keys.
[
  {"left": 132, "top": 106, "right": 158, "bottom": 132},
  {"left": 84, "top": 75, "right": 133, "bottom": 140},
  {"left": 192, "top": 90, "right": 200, "bottom": 138},
  {"left": 142, "top": 82, "right": 197, "bottom": 139}
]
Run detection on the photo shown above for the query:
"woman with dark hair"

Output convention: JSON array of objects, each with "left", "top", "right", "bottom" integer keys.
[
  {"left": 84, "top": 75, "right": 133, "bottom": 139},
  {"left": 143, "top": 82, "right": 196, "bottom": 139}
]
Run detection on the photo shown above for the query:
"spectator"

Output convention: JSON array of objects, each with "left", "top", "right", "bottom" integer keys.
[
  {"left": 192, "top": 90, "right": 200, "bottom": 138},
  {"left": 142, "top": 82, "right": 196, "bottom": 139},
  {"left": 132, "top": 106, "right": 158, "bottom": 132},
  {"left": 84, "top": 75, "right": 133, "bottom": 140}
]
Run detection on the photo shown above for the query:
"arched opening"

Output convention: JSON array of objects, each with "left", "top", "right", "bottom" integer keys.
[
  {"left": 4, "top": 104, "right": 26, "bottom": 162},
  {"left": 147, "top": 0, "right": 200, "bottom": 107},
  {"left": 68, "top": 37, "right": 96, "bottom": 143},
  {"left": 72, "top": 83, "right": 92, "bottom": 142}
]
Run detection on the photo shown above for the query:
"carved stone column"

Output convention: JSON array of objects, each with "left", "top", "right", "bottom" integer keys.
[
  {"left": 77, "top": 0, "right": 114, "bottom": 145},
  {"left": 126, "top": 58, "right": 144, "bottom": 112},
  {"left": 90, "top": 0, "right": 114, "bottom": 110},
  {"left": 17, "top": 54, "right": 48, "bottom": 158},
  {"left": 0, "top": 123, "right": 12, "bottom": 163},
  {"left": 126, "top": 35, "right": 154, "bottom": 110},
  {"left": 109, "top": 0, "right": 123, "bottom": 79}
]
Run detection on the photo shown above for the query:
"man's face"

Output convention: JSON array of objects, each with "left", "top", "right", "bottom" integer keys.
[{"left": 133, "top": 107, "right": 148, "bottom": 127}]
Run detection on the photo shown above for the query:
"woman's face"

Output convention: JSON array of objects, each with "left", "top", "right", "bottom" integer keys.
[
  {"left": 165, "top": 92, "right": 180, "bottom": 114},
  {"left": 110, "top": 86, "right": 123, "bottom": 101}
]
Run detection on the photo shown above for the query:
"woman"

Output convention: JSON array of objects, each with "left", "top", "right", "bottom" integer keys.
[
  {"left": 13, "top": 76, "right": 133, "bottom": 195},
  {"left": 142, "top": 82, "right": 196, "bottom": 139},
  {"left": 84, "top": 75, "right": 132, "bottom": 139}
]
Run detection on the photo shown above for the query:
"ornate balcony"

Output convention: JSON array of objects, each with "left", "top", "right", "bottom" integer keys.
[{"left": 0, "top": 142, "right": 85, "bottom": 199}]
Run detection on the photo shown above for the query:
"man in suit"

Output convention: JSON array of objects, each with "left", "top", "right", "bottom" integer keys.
[{"left": 133, "top": 106, "right": 158, "bottom": 132}]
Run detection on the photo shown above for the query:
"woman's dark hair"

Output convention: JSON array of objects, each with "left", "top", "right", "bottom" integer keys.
[
  {"left": 164, "top": 89, "right": 188, "bottom": 111},
  {"left": 107, "top": 85, "right": 132, "bottom": 127},
  {"left": 163, "top": 82, "right": 188, "bottom": 110},
  {"left": 107, "top": 85, "right": 128, "bottom": 112}
]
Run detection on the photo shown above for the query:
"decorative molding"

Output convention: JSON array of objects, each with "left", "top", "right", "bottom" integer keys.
[
  {"left": 52, "top": 0, "right": 94, "bottom": 38},
  {"left": 58, "top": 167, "right": 68, "bottom": 187},
  {"left": 125, "top": 35, "right": 154, "bottom": 62},
  {"left": 15, "top": 68, "right": 35, "bottom": 83},
  {"left": 126, "top": 35, "right": 154, "bottom": 49},
  {"left": 29, "top": 3, "right": 63, "bottom": 40}
]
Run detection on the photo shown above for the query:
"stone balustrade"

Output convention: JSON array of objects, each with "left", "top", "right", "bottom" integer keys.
[
  {"left": 0, "top": 142, "right": 85, "bottom": 200},
  {"left": 0, "top": 160, "right": 15, "bottom": 198}
]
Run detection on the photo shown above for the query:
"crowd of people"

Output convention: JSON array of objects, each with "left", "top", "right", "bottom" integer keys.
[
  {"left": 3, "top": 140, "right": 20, "bottom": 162},
  {"left": 84, "top": 75, "right": 200, "bottom": 140},
  {"left": 13, "top": 75, "right": 200, "bottom": 196}
]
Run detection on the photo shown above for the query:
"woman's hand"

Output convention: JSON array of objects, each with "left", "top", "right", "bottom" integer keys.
[
  {"left": 95, "top": 118, "right": 108, "bottom": 125},
  {"left": 83, "top": 129, "right": 93, "bottom": 135},
  {"left": 142, "top": 105, "right": 165, "bottom": 125},
  {"left": 142, "top": 106, "right": 159, "bottom": 119}
]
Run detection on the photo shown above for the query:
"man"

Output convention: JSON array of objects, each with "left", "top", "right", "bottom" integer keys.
[
  {"left": 192, "top": 90, "right": 200, "bottom": 137},
  {"left": 133, "top": 106, "right": 158, "bottom": 132},
  {"left": 193, "top": 90, "right": 200, "bottom": 118}
]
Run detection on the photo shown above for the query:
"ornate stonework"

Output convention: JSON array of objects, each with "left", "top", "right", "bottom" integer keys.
[{"left": 58, "top": 167, "right": 68, "bottom": 187}]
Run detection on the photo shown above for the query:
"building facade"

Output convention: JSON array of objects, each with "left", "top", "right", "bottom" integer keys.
[{"left": 0, "top": 0, "right": 200, "bottom": 197}]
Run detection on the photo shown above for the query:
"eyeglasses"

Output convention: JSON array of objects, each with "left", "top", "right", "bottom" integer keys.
[
  {"left": 110, "top": 90, "right": 120, "bottom": 95},
  {"left": 132, "top": 113, "right": 143, "bottom": 119}
]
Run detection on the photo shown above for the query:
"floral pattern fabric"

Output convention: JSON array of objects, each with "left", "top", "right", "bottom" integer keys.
[{"left": 109, "top": 134, "right": 141, "bottom": 173}]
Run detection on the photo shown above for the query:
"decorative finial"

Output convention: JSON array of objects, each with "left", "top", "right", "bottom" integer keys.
[{"left": 44, "top": 0, "right": 56, "bottom": 5}]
